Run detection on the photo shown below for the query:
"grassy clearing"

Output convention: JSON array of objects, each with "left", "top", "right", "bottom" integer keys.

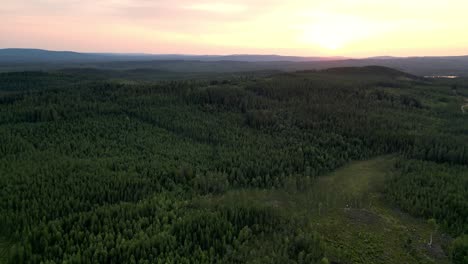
[
  {"left": 308, "top": 157, "right": 450, "bottom": 264},
  {"left": 199, "top": 156, "right": 450, "bottom": 264}
]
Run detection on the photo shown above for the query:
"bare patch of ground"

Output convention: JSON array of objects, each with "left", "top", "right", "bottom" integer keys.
[{"left": 344, "top": 208, "right": 381, "bottom": 225}]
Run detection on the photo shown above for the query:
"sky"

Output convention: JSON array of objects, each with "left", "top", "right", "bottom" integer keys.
[{"left": 1, "top": 0, "right": 467, "bottom": 57}]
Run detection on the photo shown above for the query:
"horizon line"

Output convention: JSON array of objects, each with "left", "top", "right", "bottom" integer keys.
[{"left": 1, "top": 47, "right": 468, "bottom": 60}]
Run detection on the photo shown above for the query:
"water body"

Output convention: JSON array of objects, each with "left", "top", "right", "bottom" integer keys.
[{"left": 424, "top": 75, "right": 459, "bottom": 79}]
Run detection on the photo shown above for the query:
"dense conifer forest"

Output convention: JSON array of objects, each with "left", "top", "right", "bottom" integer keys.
[{"left": 0, "top": 67, "right": 467, "bottom": 263}]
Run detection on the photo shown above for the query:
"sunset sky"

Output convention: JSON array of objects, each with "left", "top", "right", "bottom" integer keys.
[{"left": 1, "top": 0, "right": 467, "bottom": 57}]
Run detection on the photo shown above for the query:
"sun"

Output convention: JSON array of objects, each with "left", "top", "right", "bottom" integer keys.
[
  {"left": 300, "top": 21, "right": 356, "bottom": 51},
  {"left": 306, "top": 29, "right": 348, "bottom": 50},
  {"left": 299, "top": 14, "right": 377, "bottom": 51}
]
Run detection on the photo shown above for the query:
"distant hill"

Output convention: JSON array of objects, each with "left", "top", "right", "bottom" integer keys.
[
  {"left": 308, "top": 56, "right": 468, "bottom": 77},
  {"left": 1, "top": 48, "right": 468, "bottom": 77},
  {"left": 0, "top": 49, "right": 346, "bottom": 63},
  {"left": 0, "top": 49, "right": 111, "bottom": 63},
  {"left": 321, "top": 66, "right": 419, "bottom": 79},
  {"left": 366, "top": 56, "right": 399, "bottom": 60},
  {"left": 211, "top": 54, "right": 348, "bottom": 62}
]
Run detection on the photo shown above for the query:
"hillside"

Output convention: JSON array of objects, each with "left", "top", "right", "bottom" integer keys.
[{"left": 320, "top": 66, "right": 420, "bottom": 79}]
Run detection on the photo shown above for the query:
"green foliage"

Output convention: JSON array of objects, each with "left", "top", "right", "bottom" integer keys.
[
  {"left": 193, "top": 171, "right": 229, "bottom": 194},
  {"left": 450, "top": 235, "right": 468, "bottom": 264},
  {"left": 385, "top": 159, "right": 468, "bottom": 236},
  {"left": 428, "top": 219, "right": 438, "bottom": 231},
  {"left": 0, "top": 68, "right": 466, "bottom": 262}
]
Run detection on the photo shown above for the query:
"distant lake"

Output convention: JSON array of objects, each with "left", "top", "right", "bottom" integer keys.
[{"left": 424, "top": 75, "right": 459, "bottom": 79}]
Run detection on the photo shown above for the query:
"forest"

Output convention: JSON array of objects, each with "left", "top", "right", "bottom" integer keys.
[{"left": 0, "top": 67, "right": 467, "bottom": 263}]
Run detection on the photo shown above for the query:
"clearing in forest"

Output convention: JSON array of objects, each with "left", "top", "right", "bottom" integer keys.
[{"left": 204, "top": 157, "right": 450, "bottom": 264}]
